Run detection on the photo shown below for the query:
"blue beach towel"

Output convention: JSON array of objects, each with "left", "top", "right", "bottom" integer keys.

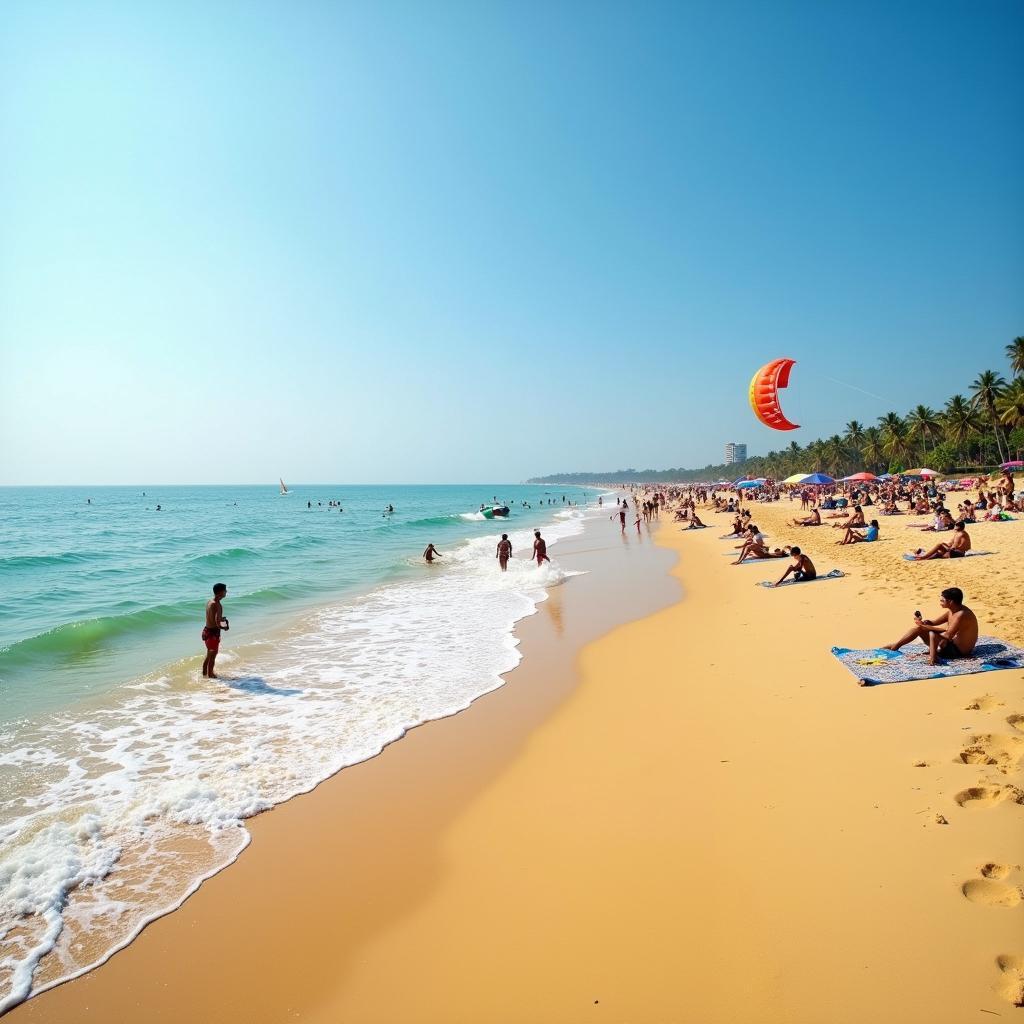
[
  {"left": 902, "top": 551, "right": 992, "bottom": 562},
  {"left": 756, "top": 569, "right": 845, "bottom": 588},
  {"left": 831, "top": 637, "right": 1024, "bottom": 686}
]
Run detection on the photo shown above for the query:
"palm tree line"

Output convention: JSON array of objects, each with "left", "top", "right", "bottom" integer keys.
[{"left": 714, "top": 337, "right": 1024, "bottom": 482}]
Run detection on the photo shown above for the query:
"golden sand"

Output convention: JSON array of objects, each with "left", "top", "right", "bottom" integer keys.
[{"left": 14, "top": 497, "right": 1024, "bottom": 1022}]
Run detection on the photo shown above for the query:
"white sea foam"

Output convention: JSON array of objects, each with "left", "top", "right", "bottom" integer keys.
[{"left": 0, "top": 505, "right": 592, "bottom": 1011}]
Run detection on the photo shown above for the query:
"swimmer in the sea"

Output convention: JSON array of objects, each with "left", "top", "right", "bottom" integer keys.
[{"left": 423, "top": 543, "right": 441, "bottom": 563}]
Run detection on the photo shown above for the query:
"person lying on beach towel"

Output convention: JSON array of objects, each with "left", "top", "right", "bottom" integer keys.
[
  {"left": 791, "top": 508, "right": 821, "bottom": 527},
  {"left": 881, "top": 586, "right": 978, "bottom": 666},
  {"left": 772, "top": 546, "right": 816, "bottom": 586},
  {"left": 838, "top": 519, "right": 879, "bottom": 545},
  {"left": 732, "top": 541, "right": 789, "bottom": 563},
  {"left": 909, "top": 521, "right": 971, "bottom": 559}
]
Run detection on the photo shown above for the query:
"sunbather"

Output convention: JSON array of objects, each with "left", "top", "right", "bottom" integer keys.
[
  {"left": 838, "top": 519, "right": 879, "bottom": 545},
  {"left": 881, "top": 586, "right": 978, "bottom": 666},
  {"left": 831, "top": 505, "right": 865, "bottom": 529},
  {"left": 791, "top": 508, "right": 821, "bottom": 527},
  {"left": 772, "top": 547, "right": 816, "bottom": 586},
  {"left": 910, "top": 521, "right": 971, "bottom": 559}
]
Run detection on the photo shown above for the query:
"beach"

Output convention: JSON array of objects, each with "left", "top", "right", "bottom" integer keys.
[{"left": 12, "top": 493, "right": 1024, "bottom": 1022}]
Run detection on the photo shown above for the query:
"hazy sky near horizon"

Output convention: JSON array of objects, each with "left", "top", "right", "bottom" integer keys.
[{"left": 1, "top": 0, "right": 1022, "bottom": 484}]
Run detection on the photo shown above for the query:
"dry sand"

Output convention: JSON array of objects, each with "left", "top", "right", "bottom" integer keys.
[{"left": 14, "top": 497, "right": 1024, "bottom": 1022}]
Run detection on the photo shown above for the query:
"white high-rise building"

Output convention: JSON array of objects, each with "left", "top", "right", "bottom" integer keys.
[{"left": 724, "top": 442, "right": 747, "bottom": 465}]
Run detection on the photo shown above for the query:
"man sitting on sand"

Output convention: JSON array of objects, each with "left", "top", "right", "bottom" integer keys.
[
  {"left": 838, "top": 519, "right": 879, "bottom": 545},
  {"left": 910, "top": 521, "right": 971, "bottom": 560},
  {"left": 772, "top": 547, "right": 816, "bottom": 586},
  {"left": 791, "top": 507, "right": 821, "bottom": 527},
  {"left": 882, "top": 587, "right": 978, "bottom": 666}
]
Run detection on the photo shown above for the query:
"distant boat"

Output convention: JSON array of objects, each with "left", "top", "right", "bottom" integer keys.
[{"left": 279, "top": 478, "right": 289, "bottom": 495}]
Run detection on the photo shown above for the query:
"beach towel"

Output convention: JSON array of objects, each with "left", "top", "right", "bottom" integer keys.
[
  {"left": 902, "top": 551, "right": 992, "bottom": 561},
  {"left": 722, "top": 552, "right": 788, "bottom": 563},
  {"left": 756, "top": 569, "right": 845, "bottom": 588},
  {"left": 830, "top": 637, "right": 1024, "bottom": 687}
]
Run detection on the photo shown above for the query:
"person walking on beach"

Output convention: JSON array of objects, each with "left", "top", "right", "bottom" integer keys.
[
  {"left": 202, "top": 583, "right": 229, "bottom": 679},
  {"left": 533, "top": 530, "right": 550, "bottom": 566},
  {"left": 496, "top": 534, "right": 512, "bottom": 571},
  {"left": 423, "top": 543, "right": 442, "bottom": 563},
  {"left": 617, "top": 506, "right": 627, "bottom": 531}
]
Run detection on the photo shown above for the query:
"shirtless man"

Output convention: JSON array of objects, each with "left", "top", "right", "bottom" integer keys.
[
  {"left": 615, "top": 506, "right": 627, "bottom": 531},
  {"left": 423, "top": 543, "right": 442, "bottom": 563},
  {"left": 773, "top": 547, "right": 816, "bottom": 587},
  {"left": 882, "top": 587, "right": 978, "bottom": 666},
  {"left": 202, "top": 583, "right": 229, "bottom": 678},
  {"left": 496, "top": 534, "right": 512, "bottom": 571},
  {"left": 533, "top": 530, "right": 550, "bottom": 566},
  {"left": 911, "top": 521, "right": 971, "bottom": 560}
]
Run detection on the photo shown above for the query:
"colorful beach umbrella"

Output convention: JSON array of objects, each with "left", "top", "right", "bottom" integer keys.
[
  {"left": 842, "top": 472, "right": 877, "bottom": 482},
  {"left": 1001, "top": 460, "right": 1024, "bottom": 469},
  {"left": 736, "top": 479, "right": 766, "bottom": 489},
  {"left": 800, "top": 472, "right": 835, "bottom": 485},
  {"left": 904, "top": 468, "right": 940, "bottom": 477},
  {"left": 782, "top": 473, "right": 809, "bottom": 484}
]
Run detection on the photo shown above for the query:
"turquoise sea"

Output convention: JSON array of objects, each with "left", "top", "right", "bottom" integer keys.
[{"left": 0, "top": 483, "right": 604, "bottom": 1012}]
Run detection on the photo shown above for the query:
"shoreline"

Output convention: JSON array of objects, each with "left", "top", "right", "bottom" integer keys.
[
  {"left": 15, "top": 496, "right": 1024, "bottom": 1021},
  {"left": 12, "top": 500, "right": 679, "bottom": 1022}
]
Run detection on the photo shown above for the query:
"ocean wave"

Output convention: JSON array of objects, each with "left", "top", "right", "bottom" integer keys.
[
  {"left": 0, "top": 551, "right": 99, "bottom": 571},
  {"left": 0, "top": 500, "right": 597, "bottom": 1012}
]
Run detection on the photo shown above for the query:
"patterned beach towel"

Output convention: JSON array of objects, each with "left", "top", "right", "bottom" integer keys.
[
  {"left": 831, "top": 637, "right": 1024, "bottom": 686},
  {"left": 901, "top": 551, "right": 992, "bottom": 562},
  {"left": 756, "top": 569, "right": 845, "bottom": 588}
]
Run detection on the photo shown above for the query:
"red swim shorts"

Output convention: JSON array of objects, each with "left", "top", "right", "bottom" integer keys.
[{"left": 202, "top": 627, "right": 220, "bottom": 652}]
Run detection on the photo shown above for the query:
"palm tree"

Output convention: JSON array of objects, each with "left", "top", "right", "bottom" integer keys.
[
  {"left": 969, "top": 370, "right": 1008, "bottom": 463},
  {"left": 905, "top": 405, "right": 942, "bottom": 462},
  {"left": 942, "top": 394, "right": 984, "bottom": 461},
  {"left": 861, "top": 427, "right": 885, "bottom": 472},
  {"left": 824, "top": 434, "right": 848, "bottom": 476},
  {"left": 996, "top": 378, "right": 1024, "bottom": 432},
  {"left": 1006, "top": 337, "right": 1024, "bottom": 377},
  {"left": 843, "top": 420, "right": 865, "bottom": 452},
  {"left": 878, "top": 412, "right": 912, "bottom": 466}
]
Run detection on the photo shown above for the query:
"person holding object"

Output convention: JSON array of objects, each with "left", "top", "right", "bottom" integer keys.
[
  {"left": 202, "top": 582, "right": 229, "bottom": 679},
  {"left": 882, "top": 587, "right": 978, "bottom": 666}
]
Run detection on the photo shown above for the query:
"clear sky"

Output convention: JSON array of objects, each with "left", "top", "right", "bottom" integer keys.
[{"left": 1, "top": 0, "right": 1021, "bottom": 484}]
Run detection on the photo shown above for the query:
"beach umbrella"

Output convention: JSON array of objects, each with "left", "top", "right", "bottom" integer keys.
[
  {"left": 842, "top": 472, "right": 877, "bottom": 482},
  {"left": 736, "top": 479, "right": 765, "bottom": 489},
  {"left": 782, "top": 473, "right": 809, "bottom": 484},
  {"left": 904, "top": 468, "right": 940, "bottom": 477},
  {"left": 1001, "top": 460, "right": 1024, "bottom": 469},
  {"left": 800, "top": 472, "right": 835, "bottom": 485}
]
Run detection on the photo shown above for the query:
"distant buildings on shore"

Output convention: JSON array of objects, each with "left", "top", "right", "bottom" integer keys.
[{"left": 724, "top": 442, "right": 747, "bottom": 465}]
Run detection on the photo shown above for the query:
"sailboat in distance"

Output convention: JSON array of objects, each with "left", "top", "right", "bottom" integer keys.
[{"left": 279, "top": 478, "right": 289, "bottom": 495}]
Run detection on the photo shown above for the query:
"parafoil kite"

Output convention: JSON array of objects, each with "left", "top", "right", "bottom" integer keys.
[{"left": 749, "top": 358, "right": 799, "bottom": 431}]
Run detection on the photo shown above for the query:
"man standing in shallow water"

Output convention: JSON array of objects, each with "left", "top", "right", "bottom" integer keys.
[
  {"left": 533, "top": 530, "right": 550, "bottom": 566},
  {"left": 202, "top": 583, "right": 229, "bottom": 679},
  {"left": 496, "top": 533, "right": 512, "bottom": 571}
]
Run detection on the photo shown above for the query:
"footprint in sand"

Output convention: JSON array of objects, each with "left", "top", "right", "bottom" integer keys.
[
  {"left": 954, "top": 785, "right": 1024, "bottom": 809},
  {"left": 994, "top": 954, "right": 1024, "bottom": 1007},
  {"left": 1007, "top": 714, "right": 1024, "bottom": 733},
  {"left": 981, "top": 863, "right": 1013, "bottom": 880},
  {"left": 962, "top": 878, "right": 1023, "bottom": 908},
  {"left": 958, "top": 734, "right": 1024, "bottom": 773},
  {"left": 964, "top": 694, "right": 1006, "bottom": 712}
]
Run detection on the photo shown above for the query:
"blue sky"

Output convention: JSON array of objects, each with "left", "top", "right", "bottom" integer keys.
[{"left": 1, "top": 0, "right": 1021, "bottom": 483}]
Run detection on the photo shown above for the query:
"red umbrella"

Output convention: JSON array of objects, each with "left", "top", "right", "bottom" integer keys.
[{"left": 842, "top": 472, "right": 877, "bottom": 481}]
